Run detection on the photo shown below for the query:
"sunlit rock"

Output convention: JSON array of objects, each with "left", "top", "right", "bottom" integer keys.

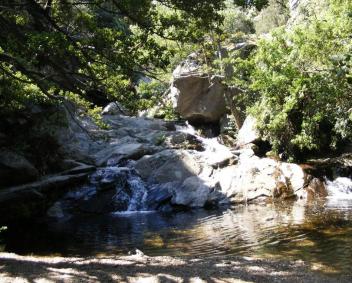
[
  {"left": 213, "top": 154, "right": 306, "bottom": 204},
  {"left": 172, "top": 176, "right": 212, "bottom": 208},
  {"left": 102, "top": 102, "right": 129, "bottom": 116},
  {"left": 236, "top": 115, "right": 260, "bottom": 147},
  {"left": 170, "top": 54, "right": 228, "bottom": 123},
  {"left": 135, "top": 149, "right": 202, "bottom": 184}
]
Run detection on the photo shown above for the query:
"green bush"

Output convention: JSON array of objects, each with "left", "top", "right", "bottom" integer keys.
[
  {"left": 136, "top": 79, "right": 169, "bottom": 111},
  {"left": 253, "top": 0, "right": 290, "bottom": 34},
  {"left": 232, "top": 0, "right": 352, "bottom": 160},
  {"left": 222, "top": 6, "right": 255, "bottom": 35}
]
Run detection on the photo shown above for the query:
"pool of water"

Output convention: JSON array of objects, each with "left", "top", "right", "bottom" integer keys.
[{"left": 2, "top": 200, "right": 352, "bottom": 273}]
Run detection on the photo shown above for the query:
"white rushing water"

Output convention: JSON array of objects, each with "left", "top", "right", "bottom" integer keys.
[
  {"left": 112, "top": 123, "right": 234, "bottom": 214},
  {"left": 103, "top": 122, "right": 352, "bottom": 213},
  {"left": 176, "top": 122, "right": 234, "bottom": 167},
  {"left": 126, "top": 175, "right": 148, "bottom": 211},
  {"left": 326, "top": 177, "right": 352, "bottom": 199}
]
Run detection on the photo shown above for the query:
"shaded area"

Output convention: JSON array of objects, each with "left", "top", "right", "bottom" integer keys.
[{"left": 1, "top": 252, "right": 350, "bottom": 283}]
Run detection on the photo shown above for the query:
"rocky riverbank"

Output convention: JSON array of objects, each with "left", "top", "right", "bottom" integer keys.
[
  {"left": 0, "top": 99, "right": 343, "bottom": 223},
  {"left": 0, "top": 252, "right": 350, "bottom": 283},
  {"left": 0, "top": 53, "right": 350, "bottom": 222}
]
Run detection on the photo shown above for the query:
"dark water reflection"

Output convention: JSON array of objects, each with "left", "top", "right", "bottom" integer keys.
[{"left": 2, "top": 200, "right": 352, "bottom": 273}]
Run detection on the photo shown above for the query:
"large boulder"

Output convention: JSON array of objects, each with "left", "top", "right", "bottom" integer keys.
[
  {"left": 171, "top": 176, "right": 226, "bottom": 208},
  {"left": 171, "top": 176, "right": 212, "bottom": 208},
  {"left": 145, "top": 182, "right": 176, "bottom": 210},
  {"left": 170, "top": 55, "right": 228, "bottom": 123},
  {"left": 172, "top": 74, "right": 227, "bottom": 123},
  {"left": 0, "top": 150, "right": 39, "bottom": 187},
  {"left": 213, "top": 152, "right": 307, "bottom": 203},
  {"left": 32, "top": 103, "right": 101, "bottom": 165},
  {"left": 135, "top": 149, "right": 202, "bottom": 184}
]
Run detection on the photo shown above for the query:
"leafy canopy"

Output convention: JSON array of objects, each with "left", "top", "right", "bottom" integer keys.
[
  {"left": 0, "top": 0, "right": 267, "bottom": 113},
  {"left": 232, "top": 0, "right": 352, "bottom": 159}
]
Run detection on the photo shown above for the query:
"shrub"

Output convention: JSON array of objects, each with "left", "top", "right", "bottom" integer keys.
[{"left": 232, "top": 0, "right": 352, "bottom": 160}]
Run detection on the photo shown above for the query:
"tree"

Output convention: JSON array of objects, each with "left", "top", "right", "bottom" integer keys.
[
  {"left": 232, "top": 0, "right": 352, "bottom": 160},
  {"left": 0, "top": 0, "right": 269, "bottom": 112},
  {"left": 0, "top": 1, "right": 224, "bottom": 108}
]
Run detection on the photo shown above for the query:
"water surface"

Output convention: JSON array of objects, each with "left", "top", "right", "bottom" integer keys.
[{"left": 2, "top": 200, "right": 352, "bottom": 274}]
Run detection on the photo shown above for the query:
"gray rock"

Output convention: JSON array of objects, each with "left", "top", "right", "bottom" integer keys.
[
  {"left": 135, "top": 149, "right": 202, "bottom": 184},
  {"left": 34, "top": 104, "right": 101, "bottom": 165},
  {"left": 59, "top": 159, "right": 87, "bottom": 171},
  {"left": 104, "top": 115, "right": 169, "bottom": 133},
  {"left": 164, "top": 132, "right": 204, "bottom": 151},
  {"left": 172, "top": 176, "right": 212, "bottom": 208},
  {"left": 60, "top": 164, "right": 96, "bottom": 176},
  {"left": 0, "top": 150, "right": 38, "bottom": 187},
  {"left": 172, "top": 74, "right": 227, "bottom": 123},
  {"left": 102, "top": 102, "right": 129, "bottom": 116},
  {"left": 47, "top": 201, "right": 65, "bottom": 218},
  {"left": 213, "top": 154, "right": 306, "bottom": 204},
  {"left": 94, "top": 143, "right": 159, "bottom": 167},
  {"left": 146, "top": 182, "right": 177, "bottom": 209},
  {"left": 91, "top": 167, "right": 130, "bottom": 192},
  {"left": 236, "top": 115, "right": 260, "bottom": 147}
]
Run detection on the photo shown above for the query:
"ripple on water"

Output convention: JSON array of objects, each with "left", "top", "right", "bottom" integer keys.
[{"left": 2, "top": 201, "right": 352, "bottom": 273}]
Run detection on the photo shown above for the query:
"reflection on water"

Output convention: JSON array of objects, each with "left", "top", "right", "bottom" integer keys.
[{"left": 2, "top": 200, "right": 352, "bottom": 273}]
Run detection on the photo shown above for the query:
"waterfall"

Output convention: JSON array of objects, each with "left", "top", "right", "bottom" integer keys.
[
  {"left": 176, "top": 122, "right": 233, "bottom": 167},
  {"left": 326, "top": 177, "right": 352, "bottom": 199},
  {"left": 126, "top": 174, "right": 148, "bottom": 211}
]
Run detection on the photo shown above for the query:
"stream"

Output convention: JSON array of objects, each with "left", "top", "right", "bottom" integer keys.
[
  {"left": 1, "top": 122, "right": 352, "bottom": 275},
  {"left": 1, "top": 195, "right": 352, "bottom": 274}
]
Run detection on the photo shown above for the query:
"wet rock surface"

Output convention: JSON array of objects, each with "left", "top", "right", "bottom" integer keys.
[
  {"left": 0, "top": 103, "right": 337, "bottom": 222},
  {"left": 44, "top": 110, "right": 317, "bottom": 219}
]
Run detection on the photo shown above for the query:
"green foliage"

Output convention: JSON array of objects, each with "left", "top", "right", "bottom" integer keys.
[
  {"left": 0, "top": 0, "right": 269, "bottom": 115},
  {"left": 232, "top": 0, "right": 352, "bottom": 159},
  {"left": 254, "top": 0, "right": 290, "bottom": 34},
  {"left": 0, "top": 0, "right": 227, "bottom": 115},
  {"left": 232, "top": 0, "right": 269, "bottom": 10},
  {"left": 158, "top": 102, "right": 181, "bottom": 121},
  {"left": 0, "top": 73, "right": 50, "bottom": 111},
  {"left": 136, "top": 80, "right": 169, "bottom": 111},
  {"left": 63, "top": 91, "right": 108, "bottom": 129},
  {"left": 222, "top": 5, "right": 255, "bottom": 35}
]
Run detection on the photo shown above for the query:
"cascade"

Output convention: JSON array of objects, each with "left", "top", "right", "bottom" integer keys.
[{"left": 326, "top": 177, "right": 352, "bottom": 199}]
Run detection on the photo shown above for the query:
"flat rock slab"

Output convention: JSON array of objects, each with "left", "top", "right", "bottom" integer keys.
[
  {"left": 0, "top": 173, "right": 89, "bottom": 202},
  {"left": 0, "top": 173, "right": 89, "bottom": 223},
  {"left": 60, "top": 164, "right": 96, "bottom": 175},
  {"left": 94, "top": 143, "right": 159, "bottom": 167}
]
